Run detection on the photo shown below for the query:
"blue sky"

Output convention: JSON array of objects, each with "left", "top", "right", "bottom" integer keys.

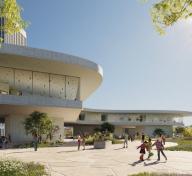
[{"left": 18, "top": 0, "right": 192, "bottom": 125}]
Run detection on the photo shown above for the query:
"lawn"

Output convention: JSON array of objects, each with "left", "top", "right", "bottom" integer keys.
[{"left": 165, "top": 138, "right": 192, "bottom": 152}]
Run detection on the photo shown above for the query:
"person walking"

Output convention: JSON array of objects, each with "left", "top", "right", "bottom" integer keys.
[
  {"left": 146, "top": 138, "right": 153, "bottom": 159},
  {"left": 33, "top": 133, "right": 38, "bottom": 151},
  {"left": 161, "top": 134, "right": 166, "bottom": 145},
  {"left": 123, "top": 133, "right": 128, "bottom": 148},
  {"left": 2, "top": 136, "right": 7, "bottom": 149},
  {"left": 152, "top": 137, "right": 167, "bottom": 161},
  {"left": 82, "top": 135, "right": 86, "bottom": 150},
  {"left": 141, "top": 132, "right": 145, "bottom": 143},
  {"left": 77, "top": 135, "right": 81, "bottom": 150}
]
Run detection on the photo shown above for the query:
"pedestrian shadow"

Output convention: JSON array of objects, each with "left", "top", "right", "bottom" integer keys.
[
  {"left": 6, "top": 151, "right": 34, "bottom": 154},
  {"left": 114, "top": 147, "right": 125, "bottom": 150},
  {"left": 129, "top": 160, "right": 144, "bottom": 166},
  {"left": 144, "top": 160, "right": 166, "bottom": 166},
  {"left": 57, "top": 150, "right": 78, "bottom": 153},
  {"left": 85, "top": 148, "right": 95, "bottom": 150}
]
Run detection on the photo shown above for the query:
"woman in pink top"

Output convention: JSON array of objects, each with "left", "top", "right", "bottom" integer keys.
[{"left": 152, "top": 138, "right": 167, "bottom": 161}]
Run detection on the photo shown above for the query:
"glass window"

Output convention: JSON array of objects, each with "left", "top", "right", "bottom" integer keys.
[
  {"left": 79, "top": 114, "right": 85, "bottom": 121},
  {"left": 101, "top": 114, "right": 107, "bottom": 121}
]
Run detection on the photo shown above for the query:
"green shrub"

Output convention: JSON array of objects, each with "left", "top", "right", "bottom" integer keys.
[
  {"left": 183, "top": 127, "right": 192, "bottom": 137},
  {"left": 13, "top": 143, "right": 32, "bottom": 148},
  {"left": 0, "top": 159, "right": 49, "bottom": 176},
  {"left": 85, "top": 136, "right": 94, "bottom": 145},
  {"left": 175, "top": 127, "right": 185, "bottom": 134},
  {"left": 166, "top": 139, "right": 192, "bottom": 152},
  {"left": 85, "top": 133, "right": 119, "bottom": 145},
  {"left": 112, "top": 139, "right": 123, "bottom": 144},
  {"left": 24, "top": 162, "right": 48, "bottom": 176},
  {"left": 153, "top": 128, "right": 165, "bottom": 137}
]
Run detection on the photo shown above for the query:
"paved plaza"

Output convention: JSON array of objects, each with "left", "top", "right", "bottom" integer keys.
[{"left": 0, "top": 141, "right": 192, "bottom": 176}]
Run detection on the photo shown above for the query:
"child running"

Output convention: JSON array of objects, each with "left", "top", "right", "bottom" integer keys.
[
  {"left": 137, "top": 141, "right": 148, "bottom": 161},
  {"left": 146, "top": 138, "right": 153, "bottom": 160}
]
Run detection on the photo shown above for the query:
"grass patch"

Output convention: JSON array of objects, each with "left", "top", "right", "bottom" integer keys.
[
  {"left": 128, "top": 172, "right": 189, "bottom": 176},
  {"left": 0, "top": 159, "right": 49, "bottom": 176},
  {"left": 165, "top": 138, "right": 192, "bottom": 152}
]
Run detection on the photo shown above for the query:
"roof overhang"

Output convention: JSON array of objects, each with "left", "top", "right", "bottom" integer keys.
[
  {"left": 0, "top": 44, "right": 103, "bottom": 101},
  {"left": 83, "top": 108, "right": 192, "bottom": 117}
]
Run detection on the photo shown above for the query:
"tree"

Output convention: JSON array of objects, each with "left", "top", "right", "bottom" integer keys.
[
  {"left": 24, "top": 111, "right": 55, "bottom": 141},
  {"left": 183, "top": 127, "right": 192, "bottom": 137},
  {"left": 175, "top": 126, "right": 185, "bottom": 134},
  {"left": 101, "top": 122, "right": 115, "bottom": 133},
  {"left": 153, "top": 128, "right": 165, "bottom": 136},
  {"left": 150, "top": 0, "right": 192, "bottom": 34},
  {"left": 0, "top": 0, "right": 27, "bottom": 43}
]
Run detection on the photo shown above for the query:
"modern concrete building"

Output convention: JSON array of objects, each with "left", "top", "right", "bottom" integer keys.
[
  {"left": 0, "top": 17, "right": 27, "bottom": 46},
  {"left": 0, "top": 6, "right": 190, "bottom": 143},
  {"left": 64, "top": 109, "right": 191, "bottom": 137},
  {"left": 0, "top": 44, "right": 103, "bottom": 143}
]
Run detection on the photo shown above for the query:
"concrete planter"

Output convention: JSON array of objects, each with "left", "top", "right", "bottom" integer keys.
[{"left": 94, "top": 140, "right": 112, "bottom": 149}]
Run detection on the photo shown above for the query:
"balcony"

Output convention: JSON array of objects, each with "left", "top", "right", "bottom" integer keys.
[
  {"left": 109, "top": 120, "right": 184, "bottom": 126},
  {"left": 0, "top": 94, "right": 82, "bottom": 109}
]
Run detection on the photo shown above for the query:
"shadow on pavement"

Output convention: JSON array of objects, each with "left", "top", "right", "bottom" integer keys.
[
  {"left": 57, "top": 150, "right": 78, "bottom": 153},
  {"left": 114, "top": 147, "right": 125, "bottom": 150},
  {"left": 6, "top": 151, "right": 34, "bottom": 154},
  {"left": 129, "top": 160, "right": 144, "bottom": 166},
  {"left": 144, "top": 160, "right": 166, "bottom": 166}
]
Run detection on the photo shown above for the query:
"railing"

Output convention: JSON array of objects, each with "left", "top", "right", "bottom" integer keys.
[
  {"left": 0, "top": 85, "right": 80, "bottom": 101},
  {"left": 75, "top": 120, "right": 184, "bottom": 126},
  {"left": 110, "top": 121, "right": 184, "bottom": 126},
  {"left": 0, "top": 94, "right": 82, "bottom": 108}
]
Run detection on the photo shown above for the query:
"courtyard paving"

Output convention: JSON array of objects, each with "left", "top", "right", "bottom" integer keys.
[{"left": 0, "top": 141, "right": 192, "bottom": 176}]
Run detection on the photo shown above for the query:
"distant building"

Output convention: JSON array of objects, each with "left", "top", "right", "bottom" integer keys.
[
  {"left": 64, "top": 109, "right": 190, "bottom": 138},
  {"left": 0, "top": 17, "right": 27, "bottom": 46}
]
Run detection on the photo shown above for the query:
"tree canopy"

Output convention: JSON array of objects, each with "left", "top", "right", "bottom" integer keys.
[
  {"left": 24, "top": 111, "right": 59, "bottom": 142},
  {"left": 0, "top": 0, "right": 27, "bottom": 42},
  {"left": 1, "top": 0, "right": 191, "bottom": 39},
  {"left": 153, "top": 128, "right": 165, "bottom": 136},
  {"left": 175, "top": 126, "right": 185, "bottom": 134},
  {"left": 101, "top": 122, "right": 115, "bottom": 133},
  {"left": 151, "top": 0, "right": 192, "bottom": 34}
]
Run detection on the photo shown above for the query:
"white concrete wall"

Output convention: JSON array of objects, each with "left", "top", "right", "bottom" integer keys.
[
  {"left": 33, "top": 72, "right": 49, "bottom": 97},
  {"left": 15, "top": 69, "right": 32, "bottom": 95},
  {"left": 114, "top": 126, "right": 123, "bottom": 137},
  {"left": 5, "top": 114, "right": 33, "bottom": 143},
  {"left": 49, "top": 117, "right": 64, "bottom": 142},
  {"left": 0, "top": 66, "right": 80, "bottom": 100},
  {"left": 108, "top": 114, "right": 128, "bottom": 122},
  {"left": 5, "top": 114, "right": 64, "bottom": 144},
  {"left": 0, "top": 67, "right": 14, "bottom": 86},
  {"left": 82, "top": 112, "right": 177, "bottom": 126},
  {"left": 50, "top": 74, "right": 65, "bottom": 99},
  {"left": 66, "top": 76, "right": 79, "bottom": 100},
  {"left": 84, "top": 112, "right": 101, "bottom": 122}
]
